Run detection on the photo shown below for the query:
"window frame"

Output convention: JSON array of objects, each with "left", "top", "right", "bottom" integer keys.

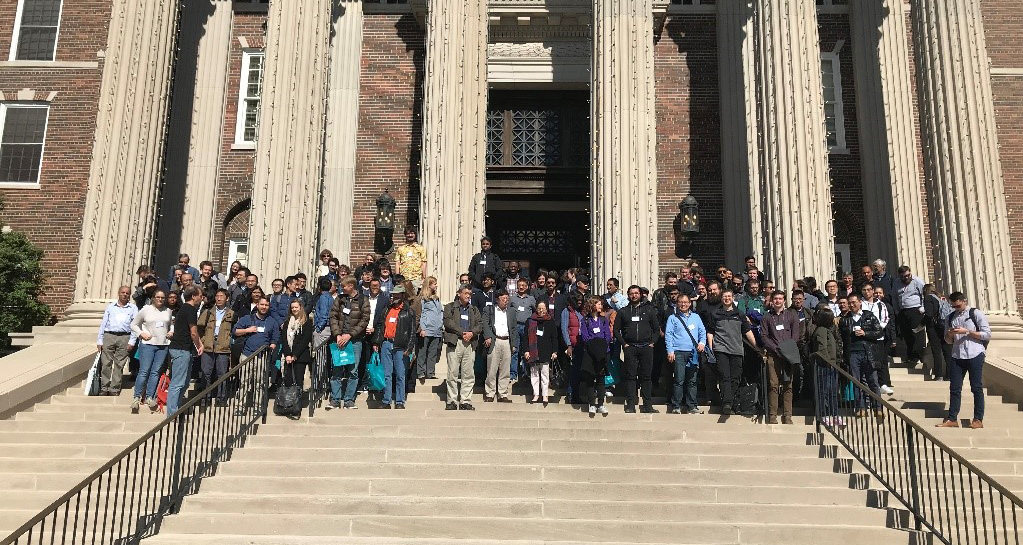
[
  {"left": 820, "top": 51, "right": 849, "bottom": 154},
  {"left": 228, "top": 238, "right": 249, "bottom": 268},
  {"left": 0, "top": 101, "right": 50, "bottom": 189},
  {"left": 233, "top": 48, "right": 265, "bottom": 149},
  {"left": 9, "top": 0, "right": 64, "bottom": 62}
]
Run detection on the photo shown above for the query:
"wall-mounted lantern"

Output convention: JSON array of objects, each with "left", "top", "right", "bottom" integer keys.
[
  {"left": 674, "top": 195, "right": 700, "bottom": 258},
  {"left": 374, "top": 190, "right": 397, "bottom": 255}
]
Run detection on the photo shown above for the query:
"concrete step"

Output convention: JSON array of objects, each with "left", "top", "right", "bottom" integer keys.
[{"left": 0, "top": 443, "right": 125, "bottom": 459}]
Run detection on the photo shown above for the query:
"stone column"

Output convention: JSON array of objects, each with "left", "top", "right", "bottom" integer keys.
[
  {"left": 717, "top": 0, "right": 762, "bottom": 270},
  {"left": 910, "top": 0, "right": 1019, "bottom": 318},
  {"left": 247, "top": 0, "right": 333, "bottom": 277},
  {"left": 155, "top": 0, "right": 232, "bottom": 271},
  {"left": 66, "top": 0, "right": 181, "bottom": 322},
  {"left": 752, "top": 0, "right": 835, "bottom": 292},
  {"left": 321, "top": 0, "right": 364, "bottom": 267},
  {"left": 850, "top": 0, "right": 927, "bottom": 275},
  {"left": 591, "top": 0, "right": 660, "bottom": 290},
  {"left": 419, "top": 0, "right": 489, "bottom": 299}
]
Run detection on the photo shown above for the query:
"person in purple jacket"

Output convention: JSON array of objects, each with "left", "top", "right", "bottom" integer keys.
[{"left": 579, "top": 296, "right": 613, "bottom": 417}]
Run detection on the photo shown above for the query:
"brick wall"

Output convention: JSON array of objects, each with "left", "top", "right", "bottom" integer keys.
[
  {"left": 0, "top": 0, "right": 112, "bottom": 318},
  {"left": 655, "top": 14, "right": 723, "bottom": 277},
  {"left": 352, "top": 13, "right": 424, "bottom": 268}
]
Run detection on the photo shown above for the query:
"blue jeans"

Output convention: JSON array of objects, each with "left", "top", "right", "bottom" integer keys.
[
  {"left": 380, "top": 340, "right": 408, "bottom": 405},
  {"left": 329, "top": 341, "right": 362, "bottom": 404},
  {"left": 948, "top": 353, "right": 985, "bottom": 422},
  {"left": 565, "top": 345, "right": 583, "bottom": 401},
  {"left": 134, "top": 344, "right": 168, "bottom": 400},
  {"left": 848, "top": 350, "right": 881, "bottom": 410},
  {"left": 510, "top": 323, "right": 526, "bottom": 380},
  {"left": 670, "top": 351, "right": 698, "bottom": 410},
  {"left": 816, "top": 361, "right": 839, "bottom": 418},
  {"left": 166, "top": 348, "right": 193, "bottom": 417}
]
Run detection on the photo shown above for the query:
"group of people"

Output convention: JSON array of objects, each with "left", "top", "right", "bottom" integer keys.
[{"left": 94, "top": 228, "right": 991, "bottom": 429}]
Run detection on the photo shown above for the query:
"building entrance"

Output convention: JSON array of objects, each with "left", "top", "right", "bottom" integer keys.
[{"left": 484, "top": 89, "right": 590, "bottom": 277}]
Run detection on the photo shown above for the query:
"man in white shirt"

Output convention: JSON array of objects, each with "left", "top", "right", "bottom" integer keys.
[
  {"left": 483, "top": 291, "right": 519, "bottom": 402},
  {"left": 96, "top": 286, "right": 138, "bottom": 396}
]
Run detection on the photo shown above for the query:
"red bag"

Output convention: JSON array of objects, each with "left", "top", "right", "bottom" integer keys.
[{"left": 155, "top": 373, "right": 170, "bottom": 413}]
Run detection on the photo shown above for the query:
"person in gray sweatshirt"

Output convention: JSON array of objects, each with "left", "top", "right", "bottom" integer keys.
[{"left": 417, "top": 284, "right": 444, "bottom": 380}]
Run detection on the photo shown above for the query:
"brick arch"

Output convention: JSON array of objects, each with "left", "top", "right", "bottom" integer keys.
[{"left": 216, "top": 198, "right": 250, "bottom": 270}]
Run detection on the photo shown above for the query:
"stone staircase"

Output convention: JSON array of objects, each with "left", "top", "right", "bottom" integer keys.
[
  {"left": 0, "top": 378, "right": 164, "bottom": 536},
  {"left": 882, "top": 362, "right": 1023, "bottom": 494},
  {"left": 138, "top": 376, "right": 925, "bottom": 545}
]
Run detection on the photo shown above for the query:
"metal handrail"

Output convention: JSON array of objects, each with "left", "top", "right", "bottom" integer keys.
[
  {"left": 1, "top": 344, "right": 274, "bottom": 545},
  {"left": 308, "top": 336, "right": 333, "bottom": 417},
  {"left": 813, "top": 356, "right": 1022, "bottom": 544}
]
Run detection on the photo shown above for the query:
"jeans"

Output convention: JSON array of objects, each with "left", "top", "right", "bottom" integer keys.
[
  {"left": 848, "top": 350, "right": 881, "bottom": 410},
  {"left": 948, "top": 353, "right": 985, "bottom": 422},
  {"left": 510, "top": 323, "right": 526, "bottom": 380},
  {"left": 621, "top": 344, "right": 654, "bottom": 407},
  {"left": 670, "top": 351, "right": 698, "bottom": 410},
  {"left": 200, "top": 352, "right": 230, "bottom": 399},
  {"left": 330, "top": 341, "right": 362, "bottom": 404},
  {"left": 166, "top": 348, "right": 193, "bottom": 417},
  {"left": 417, "top": 336, "right": 442, "bottom": 378},
  {"left": 134, "top": 343, "right": 168, "bottom": 400},
  {"left": 816, "top": 361, "right": 839, "bottom": 418},
  {"left": 380, "top": 340, "right": 409, "bottom": 405}
]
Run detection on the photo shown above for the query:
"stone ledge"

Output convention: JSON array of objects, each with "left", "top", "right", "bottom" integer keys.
[{"left": 0, "top": 342, "right": 96, "bottom": 417}]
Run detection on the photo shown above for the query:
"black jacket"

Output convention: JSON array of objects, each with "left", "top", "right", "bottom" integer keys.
[
  {"left": 614, "top": 301, "right": 660, "bottom": 346},
  {"left": 468, "top": 251, "right": 505, "bottom": 288},
  {"left": 839, "top": 310, "right": 884, "bottom": 364},
  {"left": 374, "top": 305, "right": 418, "bottom": 351},
  {"left": 280, "top": 317, "right": 313, "bottom": 363}
]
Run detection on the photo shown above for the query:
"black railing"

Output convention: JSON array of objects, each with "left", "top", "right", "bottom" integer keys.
[
  {"left": 308, "top": 336, "right": 333, "bottom": 417},
  {"left": 813, "top": 357, "right": 1022, "bottom": 545},
  {"left": 1, "top": 344, "right": 273, "bottom": 545}
]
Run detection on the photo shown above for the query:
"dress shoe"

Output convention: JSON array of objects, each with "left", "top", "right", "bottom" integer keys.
[
  {"left": 445, "top": 402, "right": 458, "bottom": 411},
  {"left": 624, "top": 405, "right": 637, "bottom": 414},
  {"left": 935, "top": 419, "right": 960, "bottom": 428},
  {"left": 497, "top": 397, "right": 513, "bottom": 403},
  {"left": 970, "top": 419, "right": 984, "bottom": 429},
  {"left": 767, "top": 416, "right": 779, "bottom": 424},
  {"left": 721, "top": 404, "right": 732, "bottom": 416},
  {"left": 459, "top": 403, "right": 475, "bottom": 411},
  {"left": 640, "top": 405, "right": 659, "bottom": 414},
  {"left": 483, "top": 396, "right": 495, "bottom": 403},
  {"left": 781, "top": 416, "right": 794, "bottom": 425}
]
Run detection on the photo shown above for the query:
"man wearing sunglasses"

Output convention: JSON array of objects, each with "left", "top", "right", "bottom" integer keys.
[{"left": 894, "top": 265, "right": 927, "bottom": 369}]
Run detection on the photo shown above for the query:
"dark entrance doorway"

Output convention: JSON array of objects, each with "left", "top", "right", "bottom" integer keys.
[{"left": 484, "top": 90, "right": 590, "bottom": 277}]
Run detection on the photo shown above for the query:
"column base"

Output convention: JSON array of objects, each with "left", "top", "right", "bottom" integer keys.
[
  {"left": 986, "top": 313, "right": 1023, "bottom": 358},
  {"left": 61, "top": 301, "right": 109, "bottom": 328}
]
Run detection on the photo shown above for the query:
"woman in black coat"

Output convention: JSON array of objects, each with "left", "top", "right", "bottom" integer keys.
[
  {"left": 280, "top": 300, "right": 313, "bottom": 389},
  {"left": 524, "top": 302, "right": 559, "bottom": 406}
]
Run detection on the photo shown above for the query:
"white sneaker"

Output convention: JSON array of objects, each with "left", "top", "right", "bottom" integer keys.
[
  {"left": 598, "top": 405, "right": 609, "bottom": 415},
  {"left": 588, "top": 405, "right": 597, "bottom": 415},
  {"left": 881, "top": 385, "right": 894, "bottom": 395},
  {"left": 604, "top": 390, "right": 614, "bottom": 399}
]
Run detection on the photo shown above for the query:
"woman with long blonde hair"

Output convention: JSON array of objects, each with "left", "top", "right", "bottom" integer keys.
[{"left": 417, "top": 280, "right": 443, "bottom": 380}]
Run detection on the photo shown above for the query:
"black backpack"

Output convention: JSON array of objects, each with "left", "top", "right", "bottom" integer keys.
[
  {"left": 946, "top": 308, "right": 989, "bottom": 348},
  {"left": 733, "top": 379, "right": 760, "bottom": 416}
]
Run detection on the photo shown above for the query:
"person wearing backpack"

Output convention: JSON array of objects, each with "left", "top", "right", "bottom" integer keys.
[
  {"left": 809, "top": 307, "right": 841, "bottom": 426},
  {"left": 936, "top": 292, "right": 991, "bottom": 429},
  {"left": 923, "top": 284, "right": 952, "bottom": 381}
]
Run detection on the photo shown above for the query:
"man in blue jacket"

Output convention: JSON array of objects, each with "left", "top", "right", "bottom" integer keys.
[
  {"left": 665, "top": 293, "right": 706, "bottom": 414},
  {"left": 234, "top": 297, "right": 280, "bottom": 357}
]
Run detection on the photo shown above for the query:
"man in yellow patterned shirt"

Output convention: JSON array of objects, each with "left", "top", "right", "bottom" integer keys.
[{"left": 395, "top": 226, "right": 428, "bottom": 289}]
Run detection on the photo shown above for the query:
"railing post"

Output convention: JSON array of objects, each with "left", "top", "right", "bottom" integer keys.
[
  {"left": 904, "top": 423, "right": 923, "bottom": 531},
  {"left": 168, "top": 416, "right": 186, "bottom": 514},
  {"left": 812, "top": 357, "right": 821, "bottom": 434}
]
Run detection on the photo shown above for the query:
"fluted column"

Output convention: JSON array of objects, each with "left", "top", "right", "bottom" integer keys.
[
  {"left": 247, "top": 0, "right": 333, "bottom": 277},
  {"left": 591, "top": 0, "right": 659, "bottom": 290},
  {"left": 717, "top": 0, "right": 762, "bottom": 270},
  {"left": 321, "top": 0, "right": 364, "bottom": 266},
  {"left": 753, "top": 0, "right": 835, "bottom": 292},
  {"left": 851, "top": 0, "right": 927, "bottom": 275},
  {"left": 419, "top": 0, "right": 488, "bottom": 299},
  {"left": 910, "top": 0, "right": 1019, "bottom": 317},
  {"left": 155, "top": 0, "right": 232, "bottom": 270},
  {"left": 67, "top": 0, "right": 181, "bottom": 321}
]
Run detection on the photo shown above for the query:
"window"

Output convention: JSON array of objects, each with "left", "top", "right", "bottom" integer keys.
[
  {"left": 821, "top": 52, "right": 847, "bottom": 153},
  {"left": 234, "top": 50, "right": 264, "bottom": 146},
  {"left": 0, "top": 103, "right": 49, "bottom": 187},
  {"left": 834, "top": 243, "right": 851, "bottom": 279},
  {"left": 228, "top": 238, "right": 248, "bottom": 267},
  {"left": 10, "top": 0, "right": 62, "bottom": 61},
  {"left": 512, "top": 109, "right": 560, "bottom": 167}
]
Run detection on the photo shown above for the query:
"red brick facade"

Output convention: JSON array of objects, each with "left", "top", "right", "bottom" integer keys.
[{"left": 2, "top": 2, "right": 1022, "bottom": 317}]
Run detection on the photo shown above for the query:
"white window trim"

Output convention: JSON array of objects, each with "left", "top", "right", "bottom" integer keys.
[
  {"left": 0, "top": 101, "right": 49, "bottom": 189},
  {"left": 228, "top": 238, "right": 249, "bottom": 268},
  {"left": 820, "top": 51, "right": 849, "bottom": 155},
  {"left": 834, "top": 243, "right": 852, "bottom": 278},
  {"left": 233, "top": 49, "right": 263, "bottom": 150},
  {"left": 9, "top": 0, "right": 64, "bottom": 62}
]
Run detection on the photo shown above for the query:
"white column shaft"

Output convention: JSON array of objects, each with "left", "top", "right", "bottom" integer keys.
[
  {"left": 911, "top": 0, "right": 1018, "bottom": 314},
  {"left": 753, "top": 0, "right": 835, "bottom": 292},
  {"left": 419, "top": 0, "right": 489, "bottom": 300},
  {"left": 70, "top": 0, "right": 180, "bottom": 315},
  {"left": 321, "top": 0, "right": 364, "bottom": 266},
  {"left": 247, "top": 0, "right": 333, "bottom": 277},
  {"left": 718, "top": 0, "right": 762, "bottom": 270},
  {"left": 591, "top": 0, "right": 659, "bottom": 289},
  {"left": 851, "top": 0, "right": 927, "bottom": 275}
]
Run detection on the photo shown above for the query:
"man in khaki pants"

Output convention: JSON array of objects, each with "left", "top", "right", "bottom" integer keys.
[
  {"left": 443, "top": 286, "right": 483, "bottom": 410},
  {"left": 483, "top": 290, "right": 518, "bottom": 402},
  {"left": 96, "top": 286, "right": 138, "bottom": 395}
]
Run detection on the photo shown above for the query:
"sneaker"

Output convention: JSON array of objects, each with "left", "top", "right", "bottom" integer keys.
[
  {"left": 604, "top": 390, "right": 614, "bottom": 399},
  {"left": 767, "top": 416, "right": 779, "bottom": 424},
  {"left": 343, "top": 401, "right": 357, "bottom": 409},
  {"left": 880, "top": 385, "right": 894, "bottom": 395},
  {"left": 483, "top": 396, "right": 495, "bottom": 403},
  {"left": 325, "top": 401, "right": 340, "bottom": 411},
  {"left": 497, "top": 397, "right": 513, "bottom": 404},
  {"left": 130, "top": 397, "right": 141, "bottom": 413},
  {"left": 687, "top": 407, "right": 703, "bottom": 415},
  {"left": 459, "top": 403, "right": 475, "bottom": 411},
  {"left": 970, "top": 419, "right": 984, "bottom": 429},
  {"left": 935, "top": 419, "right": 960, "bottom": 428},
  {"left": 598, "top": 405, "right": 609, "bottom": 416},
  {"left": 588, "top": 405, "right": 597, "bottom": 416},
  {"left": 395, "top": 403, "right": 406, "bottom": 410},
  {"left": 668, "top": 407, "right": 682, "bottom": 415},
  {"left": 640, "top": 405, "right": 660, "bottom": 414},
  {"left": 147, "top": 397, "right": 158, "bottom": 411},
  {"left": 624, "top": 405, "right": 637, "bottom": 414},
  {"left": 722, "top": 404, "right": 732, "bottom": 416},
  {"left": 446, "top": 402, "right": 458, "bottom": 410},
  {"left": 781, "top": 415, "right": 794, "bottom": 424}
]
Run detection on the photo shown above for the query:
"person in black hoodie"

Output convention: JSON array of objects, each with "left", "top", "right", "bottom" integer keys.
[
  {"left": 614, "top": 285, "right": 661, "bottom": 414},
  {"left": 467, "top": 236, "right": 505, "bottom": 289},
  {"left": 524, "top": 301, "right": 559, "bottom": 405},
  {"left": 280, "top": 300, "right": 313, "bottom": 393}
]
